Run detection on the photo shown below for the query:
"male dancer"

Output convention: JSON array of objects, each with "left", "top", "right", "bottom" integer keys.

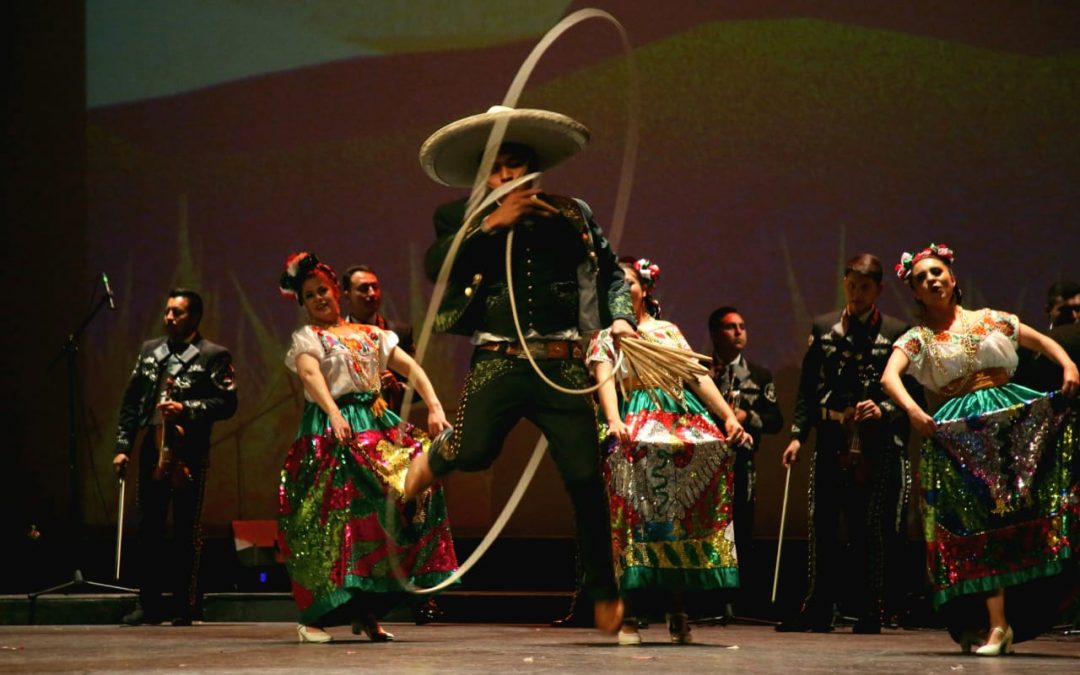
[{"left": 407, "top": 106, "right": 634, "bottom": 633}]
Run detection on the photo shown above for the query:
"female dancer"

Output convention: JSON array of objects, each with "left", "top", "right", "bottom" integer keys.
[
  {"left": 881, "top": 243, "right": 1078, "bottom": 655},
  {"left": 277, "top": 252, "right": 458, "bottom": 643},
  {"left": 588, "top": 258, "right": 749, "bottom": 645}
]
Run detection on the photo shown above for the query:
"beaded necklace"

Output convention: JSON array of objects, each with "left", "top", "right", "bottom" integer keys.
[{"left": 920, "top": 307, "right": 980, "bottom": 396}]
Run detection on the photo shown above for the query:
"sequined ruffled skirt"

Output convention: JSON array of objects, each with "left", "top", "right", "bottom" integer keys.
[
  {"left": 278, "top": 392, "right": 458, "bottom": 626},
  {"left": 922, "top": 383, "right": 1078, "bottom": 640},
  {"left": 602, "top": 387, "right": 738, "bottom": 592}
]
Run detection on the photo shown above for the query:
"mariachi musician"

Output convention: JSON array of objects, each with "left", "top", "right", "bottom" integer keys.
[
  {"left": 778, "top": 255, "right": 915, "bottom": 634},
  {"left": 112, "top": 289, "right": 237, "bottom": 626}
]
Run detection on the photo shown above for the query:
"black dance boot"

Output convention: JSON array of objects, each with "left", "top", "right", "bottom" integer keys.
[
  {"left": 412, "top": 597, "right": 443, "bottom": 625},
  {"left": 775, "top": 603, "right": 834, "bottom": 633},
  {"left": 852, "top": 611, "right": 881, "bottom": 634}
]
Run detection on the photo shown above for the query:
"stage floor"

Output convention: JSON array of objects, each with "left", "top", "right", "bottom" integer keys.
[{"left": 0, "top": 623, "right": 1076, "bottom": 673}]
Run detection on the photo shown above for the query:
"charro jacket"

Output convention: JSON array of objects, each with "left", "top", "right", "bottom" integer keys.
[
  {"left": 114, "top": 334, "right": 237, "bottom": 457},
  {"left": 789, "top": 308, "right": 911, "bottom": 446},
  {"left": 712, "top": 356, "right": 783, "bottom": 452},
  {"left": 423, "top": 194, "right": 634, "bottom": 337}
]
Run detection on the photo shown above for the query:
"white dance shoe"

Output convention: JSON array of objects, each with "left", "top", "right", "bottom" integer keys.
[
  {"left": 974, "top": 625, "right": 1013, "bottom": 656},
  {"left": 297, "top": 624, "right": 333, "bottom": 643}
]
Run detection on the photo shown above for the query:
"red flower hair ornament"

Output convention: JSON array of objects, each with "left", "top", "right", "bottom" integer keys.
[
  {"left": 633, "top": 258, "right": 661, "bottom": 292},
  {"left": 279, "top": 252, "right": 337, "bottom": 305},
  {"left": 895, "top": 243, "right": 955, "bottom": 281}
]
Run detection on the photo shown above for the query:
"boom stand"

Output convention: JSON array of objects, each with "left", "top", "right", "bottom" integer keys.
[{"left": 29, "top": 293, "right": 134, "bottom": 622}]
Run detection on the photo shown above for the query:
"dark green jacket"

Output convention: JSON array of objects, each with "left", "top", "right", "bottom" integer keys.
[{"left": 423, "top": 194, "right": 634, "bottom": 337}]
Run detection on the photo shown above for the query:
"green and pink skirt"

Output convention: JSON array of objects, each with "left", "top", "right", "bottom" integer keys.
[
  {"left": 922, "top": 383, "right": 1078, "bottom": 641},
  {"left": 602, "top": 387, "right": 739, "bottom": 593},
  {"left": 278, "top": 392, "right": 457, "bottom": 625}
]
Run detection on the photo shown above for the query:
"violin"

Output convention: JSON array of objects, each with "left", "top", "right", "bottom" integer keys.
[{"left": 152, "top": 376, "right": 189, "bottom": 486}]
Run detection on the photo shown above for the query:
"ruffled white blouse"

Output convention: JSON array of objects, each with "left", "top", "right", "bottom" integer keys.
[
  {"left": 894, "top": 308, "right": 1019, "bottom": 394},
  {"left": 285, "top": 325, "right": 398, "bottom": 401},
  {"left": 586, "top": 320, "right": 690, "bottom": 381}
]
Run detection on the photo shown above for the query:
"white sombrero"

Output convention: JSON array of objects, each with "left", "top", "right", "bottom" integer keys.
[{"left": 419, "top": 106, "right": 590, "bottom": 187}]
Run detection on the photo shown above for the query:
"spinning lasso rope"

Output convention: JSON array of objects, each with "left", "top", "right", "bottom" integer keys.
[{"left": 387, "top": 8, "right": 640, "bottom": 595}]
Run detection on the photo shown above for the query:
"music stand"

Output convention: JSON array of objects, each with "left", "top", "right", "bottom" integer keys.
[{"left": 28, "top": 286, "right": 134, "bottom": 622}]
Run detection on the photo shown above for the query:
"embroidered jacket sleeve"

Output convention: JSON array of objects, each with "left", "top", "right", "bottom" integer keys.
[
  {"left": 790, "top": 323, "right": 824, "bottom": 442},
  {"left": 748, "top": 364, "right": 783, "bottom": 436},
  {"left": 114, "top": 342, "right": 155, "bottom": 454},
  {"left": 587, "top": 206, "right": 635, "bottom": 328},
  {"left": 180, "top": 348, "right": 238, "bottom": 424},
  {"left": 877, "top": 382, "right": 902, "bottom": 421},
  {"left": 877, "top": 391, "right": 898, "bottom": 418}
]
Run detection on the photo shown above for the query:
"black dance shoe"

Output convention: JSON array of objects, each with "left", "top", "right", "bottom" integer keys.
[
  {"left": 412, "top": 598, "right": 443, "bottom": 625},
  {"left": 775, "top": 610, "right": 833, "bottom": 633},
  {"left": 550, "top": 588, "right": 587, "bottom": 627},
  {"left": 667, "top": 612, "right": 693, "bottom": 644},
  {"left": 852, "top": 617, "right": 881, "bottom": 634},
  {"left": 351, "top": 615, "right": 394, "bottom": 642}
]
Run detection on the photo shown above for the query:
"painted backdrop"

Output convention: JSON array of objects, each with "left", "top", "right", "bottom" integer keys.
[{"left": 80, "top": 1, "right": 1078, "bottom": 541}]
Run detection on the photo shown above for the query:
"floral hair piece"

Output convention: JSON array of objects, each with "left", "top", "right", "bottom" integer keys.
[
  {"left": 279, "top": 252, "right": 337, "bottom": 305},
  {"left": 895, "top": 243, "right": 955, "bottom": 281},
  {"left": 633, "top": 258, "right": 661, "bottom": 292}
]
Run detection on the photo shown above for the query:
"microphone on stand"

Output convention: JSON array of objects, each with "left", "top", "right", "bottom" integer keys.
[{"left": 102, "top": 272, "right": 116, "bottom": 310}]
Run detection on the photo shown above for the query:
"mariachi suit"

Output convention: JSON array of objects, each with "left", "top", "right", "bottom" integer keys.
[
  {"left": 1014, "top": 322, "right": 1080, "bottom": 394},
  {"left": 424, "top": 193, "right": 634, "bottom": 601},
  {"left": 115, "top": 334, "right": 237, "bottom": 619},
  {"left": 711, "top": 354, "right": 783, "bottom": 596},
  {"left": 789, "top": 308, "right": 913, "bottom": 624}
]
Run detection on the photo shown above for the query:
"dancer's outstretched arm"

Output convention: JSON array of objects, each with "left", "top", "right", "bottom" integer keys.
[{"left": 388, "top": 347, "right": 451, "bottom": 437}]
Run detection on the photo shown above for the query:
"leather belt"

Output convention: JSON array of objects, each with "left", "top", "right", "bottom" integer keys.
[{"left": 476, "top": 340, "right": 583, "bottom": 360}]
